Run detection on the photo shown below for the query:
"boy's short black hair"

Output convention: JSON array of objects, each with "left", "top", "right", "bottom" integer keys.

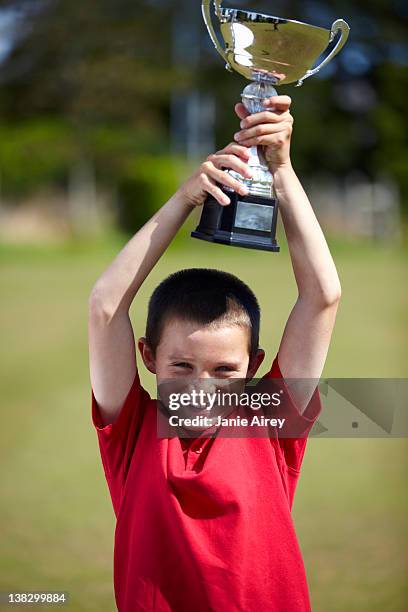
[{"left": 145, "top": 268, "right": 260, "bottom": 359}]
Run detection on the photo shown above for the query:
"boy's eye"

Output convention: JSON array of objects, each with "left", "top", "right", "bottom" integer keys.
[{"left": 172, "top": 364, "right": 235, "bottom": 372}]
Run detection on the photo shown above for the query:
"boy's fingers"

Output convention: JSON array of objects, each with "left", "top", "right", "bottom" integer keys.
[
  {"left": 234, "top": 103, "right": 250, "bottom": 120},
  {"left": 216, "top": 143, "right": 251, "bottom": 160},
  {"left": 234, "top": 119, "right": 292, "bottom": 143},
  {"left": 262, "top": 95, "right": 292, "bottom": 111},
  {"left": 207, "top": 153, "right": 253, "bottom": 179},
  {"left": 200, "top": 174, "right": 231, "bottom": 206},
  {"left": 209, "top": 184, "right": 231, "bottom": 206},
  {"left": 210, "top": 185, "right": 231, "bottom": 206},
  {"left": 235, "top": 124, "right": 292, "bottom": 148},
  {"left": 240, "top": 110, "right": 291, "bottom": 129},
  {"left": 203, "top": 163, "right": 249, "bottom": 196}
]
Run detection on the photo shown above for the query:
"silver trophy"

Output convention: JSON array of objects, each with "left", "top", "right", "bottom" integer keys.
[{"left": 191, "top": 1, "right": 350, "bottom": 252}]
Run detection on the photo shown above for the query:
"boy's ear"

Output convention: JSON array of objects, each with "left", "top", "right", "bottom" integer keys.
[
  {"left": 247, "top": 348, "right": 265, "bottom": 380},
  {"left": 137, "top": 337, "right": 157, "bottom": 374}
]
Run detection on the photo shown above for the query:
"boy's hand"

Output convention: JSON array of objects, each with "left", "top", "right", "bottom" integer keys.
[
  {"left": 179, "top": 143, "right": 253, "bottom": 207},
  {"left": 234, "top": 95, "right": 293, "bottom": 172}
]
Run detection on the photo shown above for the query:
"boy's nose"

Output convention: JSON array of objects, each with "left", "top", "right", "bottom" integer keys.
[{"left": 188, "top": 376, "right": 217, "bottom": 394}]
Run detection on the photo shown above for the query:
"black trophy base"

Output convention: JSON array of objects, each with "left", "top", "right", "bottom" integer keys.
[{"left": 191, "top": 188, "right": 279, "bottom": 252}]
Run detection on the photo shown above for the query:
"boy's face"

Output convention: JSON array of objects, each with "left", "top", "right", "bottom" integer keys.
[{"left": 138, "top": 317, "right": 265, "bottom": 432}]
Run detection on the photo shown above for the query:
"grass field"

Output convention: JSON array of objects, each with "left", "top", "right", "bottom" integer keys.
[{"left": 1, "top": 226, "right": 407, "bottom": 611}]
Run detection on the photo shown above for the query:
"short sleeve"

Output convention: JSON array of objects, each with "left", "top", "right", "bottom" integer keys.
[
  {"left": 91, "top": 369, "right": 151, "bottom": 516},
  {"left": 263, "top": 353, "right": 322, "bottom": 472}
]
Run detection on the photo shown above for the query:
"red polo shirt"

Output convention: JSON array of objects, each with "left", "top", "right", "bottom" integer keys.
[{"left": 91, "top": 354, "right": 322, "bottom": 611}]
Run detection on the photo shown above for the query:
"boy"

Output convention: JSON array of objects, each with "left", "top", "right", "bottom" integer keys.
[{"left": 89, "top": 95, "right": 341, "bottom": 611}]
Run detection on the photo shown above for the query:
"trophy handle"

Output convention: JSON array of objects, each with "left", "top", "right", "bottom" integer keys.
[
  {"left": 202, "top": 0, "right": 230, "bottom": 68},
  {"left": 296, "top": 19, "right": 350, "bottom": 86}
]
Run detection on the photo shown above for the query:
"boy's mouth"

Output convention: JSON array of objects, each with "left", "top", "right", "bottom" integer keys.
[{"left": 186, "top": 402, "right": 215, "bottom": 414}]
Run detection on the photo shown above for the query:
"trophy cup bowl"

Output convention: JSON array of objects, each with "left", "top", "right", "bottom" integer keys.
[{"left": 191, "top": 1, "right": 350, "bottom": 252}]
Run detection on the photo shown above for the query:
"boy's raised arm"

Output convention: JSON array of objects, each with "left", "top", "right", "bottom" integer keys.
[
  {"left": 88, "top": 145, "right": 253, "bottom": 426},
  {"left": 235, "top": 97, "right": 342, "bottom": 412},
  {"left": 88, "top": 191, "right": 193, "bottom": 426}
]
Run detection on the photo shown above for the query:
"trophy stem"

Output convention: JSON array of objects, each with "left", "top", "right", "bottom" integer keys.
[
  {"left": 228, "top": 79, "right": 278, "bottom": 199},
  {"left": 191, "top": 77, "right": 280, "bottom": 252}
]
